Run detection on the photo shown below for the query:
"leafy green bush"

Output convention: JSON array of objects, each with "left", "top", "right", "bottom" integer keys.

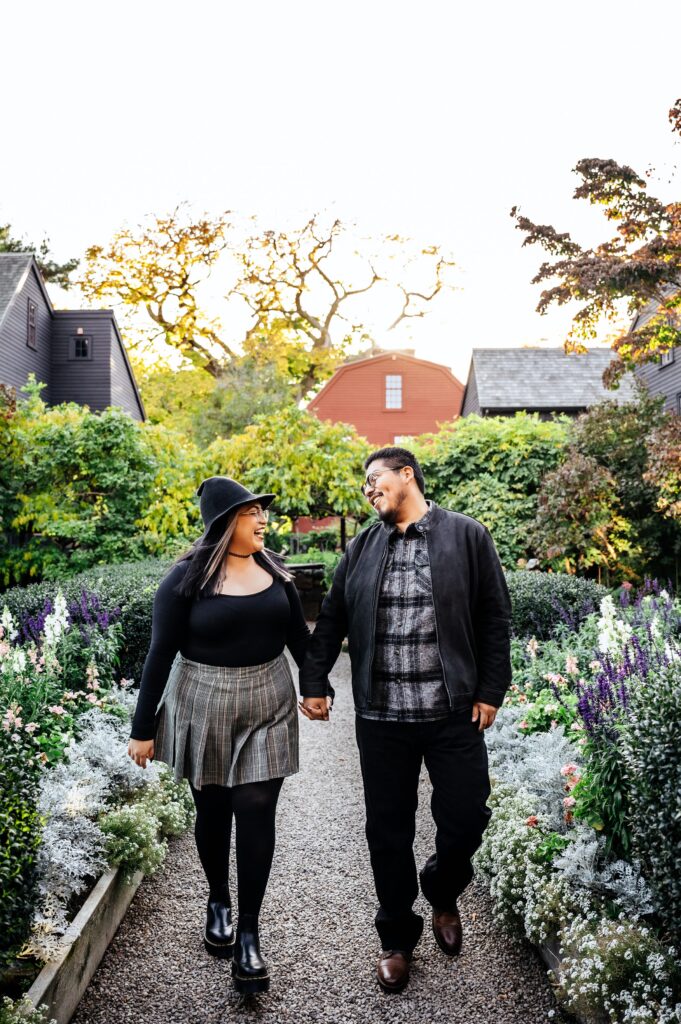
[
  {"left": 284, "top": 527, "right": 340, "bottom": 554},
  {"left": 505, "top": 571, "right": 607, "bottom": 639},
  {"left": 528, "top": 450, "right": 640, "bottom": 583},
  {"left": 0, "top": 733, "right": 42, "bottom": 968},
  {"left": 439, "top": 475, "right": 536, "bottom": 568},
  {"left": 0, "top": 381, "right": 157, "bottom": 586},
  {"left": 286, "top": 550, "right": 342, "bottom": 590},
  {"left": 414, "top": 412, "right": 568, "bottom": 502}
]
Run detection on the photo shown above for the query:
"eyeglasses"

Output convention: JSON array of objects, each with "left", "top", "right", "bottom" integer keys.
[
  {"left": 238, "top": 507, "right": 270, "bottom": 522},
  {"left": 361, "top": 467, "right": 406, "bottom": 496}
]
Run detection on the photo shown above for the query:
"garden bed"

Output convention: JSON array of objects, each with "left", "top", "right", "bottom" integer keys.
[
  {"left": 26, "top": 866, "right": 143, "bottom": 1024},
  {"left": 0, "top": 589, "right": 195, "bottom": 1023},
  {"left": 475, "top": 579, "right": 681, "bottom": 1024}
]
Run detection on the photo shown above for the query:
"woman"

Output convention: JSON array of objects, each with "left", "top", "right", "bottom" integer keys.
[{"left": 127, "top": 476, "right": 329, "bottom": 995}]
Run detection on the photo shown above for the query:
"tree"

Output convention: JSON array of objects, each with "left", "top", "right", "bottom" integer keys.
[
  {"left": 229, "top": 214, "right": 456, "bottom": 396},
  {"left": 0, "top": 223, "right": 78, "bottom": 288},
  {"left": 511, "top": 98, "right": 681, "bottom": 383},
  {"left": 130, "top": 360, "right": 216, "bottom": 438},
  {"left": 644, "top": 415, "right": 681, "bottom": 520},
  {"left": 78, "top": 208, "right": 456, "bottom": 397},
  {"left": 529, "top": 452, "right": 639, "bottom": 583},
  {"left": 190, "top": 357, "right": 295, "bottom": 446},
  {"left": 79, "top": 207, "right": 235, "bottom": 376},
  {"left": 205, "top": 407, "right": 370, "bottom": 522}
]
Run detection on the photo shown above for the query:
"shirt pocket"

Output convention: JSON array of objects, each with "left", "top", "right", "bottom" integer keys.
[{"left": 413, "top": 549, "right": 433, "bottom": 595}]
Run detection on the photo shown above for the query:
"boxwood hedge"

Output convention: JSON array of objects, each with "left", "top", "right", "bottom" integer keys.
[{"left": 505, "top": 570, "right": 607, "bottom": 639}]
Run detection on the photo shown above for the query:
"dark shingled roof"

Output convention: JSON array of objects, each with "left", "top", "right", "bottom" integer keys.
[
  {"left": 470, "top": 347, "right": 639, "bottom": 409},
  {"left": 0, "top": 253, "right": 34, "bottom": 332}
]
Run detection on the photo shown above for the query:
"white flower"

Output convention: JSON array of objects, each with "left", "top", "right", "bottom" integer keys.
[
  {"left": 43, "top": 591, "right": 71, "bottom": 648},
  {"left": 597, "top": 595, "right": 632, "bottom": 655},
  {"left": 11, "top": 648, "right": 27, "bottom": 674},
  {"left": 1, "top": 605, "right": 18, "bottom": 642}
]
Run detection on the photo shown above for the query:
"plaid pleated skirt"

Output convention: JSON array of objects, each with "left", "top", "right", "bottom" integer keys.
[{"left": 153, "top": 652, "right": 299, "bottom": 789}]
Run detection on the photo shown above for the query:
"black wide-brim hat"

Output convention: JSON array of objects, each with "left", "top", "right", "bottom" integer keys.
[{"left": 196, "top": 476, "right": 276, "bottom": 536}]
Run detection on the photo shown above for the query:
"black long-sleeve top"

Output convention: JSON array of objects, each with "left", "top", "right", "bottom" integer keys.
[{"left": 130, "top": 556, "right": 311, "bottom": 740}]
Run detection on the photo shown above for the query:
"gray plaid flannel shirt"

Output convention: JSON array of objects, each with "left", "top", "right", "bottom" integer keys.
[{"left": 359, "top": 501, "right": 450, "bottom": 722}]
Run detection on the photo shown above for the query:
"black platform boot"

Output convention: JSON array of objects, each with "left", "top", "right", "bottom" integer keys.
[
  {"left": 231, "top": 914, "right": 269, "bottom": 993},
  {"left": 204, "top": 893, "right": 235, "bottom": 958}
]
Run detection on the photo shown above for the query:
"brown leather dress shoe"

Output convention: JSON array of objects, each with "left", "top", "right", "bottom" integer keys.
[
  {"left": 376, "top": 950, "right": 411, "bottom": 993},
  {"left": 432, "top": 906, "right": 462, "bottom": 956}
]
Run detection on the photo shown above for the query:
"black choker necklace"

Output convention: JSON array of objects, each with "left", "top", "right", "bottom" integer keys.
[{"left": 227, "top": 550, "right": 252, "bottom": 559}]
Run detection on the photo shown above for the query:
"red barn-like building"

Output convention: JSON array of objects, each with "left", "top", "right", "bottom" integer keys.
[{"left": 307, "top": 351, "right": 464, "bottom": 445}]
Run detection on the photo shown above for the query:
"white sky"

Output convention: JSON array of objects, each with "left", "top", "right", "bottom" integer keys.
[{"left": 2, "top": 0, "right": 680, "bottom": 383}]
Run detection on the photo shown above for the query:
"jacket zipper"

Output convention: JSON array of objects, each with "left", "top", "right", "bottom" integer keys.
[
  {"left": 366, "top": 540, "right": 389, "bottom": 708},
  {"left": 424, "top": 530, "right": 452, "bottom": 710}
]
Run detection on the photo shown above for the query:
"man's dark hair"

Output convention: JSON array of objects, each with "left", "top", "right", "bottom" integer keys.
[{"left": 364, "top": 446, "right": 426, "bottom": 495}]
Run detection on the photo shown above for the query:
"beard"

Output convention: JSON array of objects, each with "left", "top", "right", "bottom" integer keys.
[{"left": 376, "top": 488, "right": 408, "bottom": 525}]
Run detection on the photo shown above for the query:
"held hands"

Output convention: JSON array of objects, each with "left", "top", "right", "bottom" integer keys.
[
  {"left": 127, "top": 738, "right": 154, "bottom": 769},
  {"left": 472, "top": 701, "right": 498, "bottom": 732},
  {"left": 298, "top": 696, "right": 333, "bottom": 722}
]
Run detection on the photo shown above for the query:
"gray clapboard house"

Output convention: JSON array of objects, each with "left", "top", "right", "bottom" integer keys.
[
  {"left": 461, "top": 347, "right": 639, "bottom": 418},
  {"left": 0, "top": 253, "right": 144, "bottom": 420},
  {"left": 627, "top": 286, "right": 681, "bottom": 415}
]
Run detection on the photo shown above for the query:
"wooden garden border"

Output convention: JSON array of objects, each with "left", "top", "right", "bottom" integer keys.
[{"left": 27, "top": 866, "right": 144, "bottom": 1024}]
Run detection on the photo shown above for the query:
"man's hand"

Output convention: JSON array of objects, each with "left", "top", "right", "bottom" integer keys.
[
  {"left": 299, "top": 696, "right": 332, "bottom": 722},
  {"left": 472, "top": 701, "right": 498, "bottom": 732}
]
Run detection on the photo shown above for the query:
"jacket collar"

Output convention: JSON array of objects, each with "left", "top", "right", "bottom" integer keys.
[{"left": 382, "top": 499, "right": 438, "bottom": 537}]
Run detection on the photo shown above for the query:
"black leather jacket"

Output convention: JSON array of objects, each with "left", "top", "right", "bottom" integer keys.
[{"left": 299, "top": 502, "right": 512, "bottom": 711}]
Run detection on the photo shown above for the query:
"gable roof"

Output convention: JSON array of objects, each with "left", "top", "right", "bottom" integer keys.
[
  {"left": 0, "top": 253, "right": 54, "bottom": 333},
  {"left": 307, "top": 351, "right": 462, "bottom": 409},
  {"left": 0, "top": 253, "right": 145, "bottom": 420},
  {"left": 467, "top": 347, "right": 640, "bottom": 410}
]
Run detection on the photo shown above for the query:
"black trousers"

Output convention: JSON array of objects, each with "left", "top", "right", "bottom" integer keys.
[{"left": 355, "top": 711, "right": 492, "bottom": 952}]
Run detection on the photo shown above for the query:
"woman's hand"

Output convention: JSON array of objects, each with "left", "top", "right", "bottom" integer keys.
[
  {"left": 298, "top": 697, "right": 332, "bottom": 721},
  {"left": 128, "top": 738, "right": 155, "bottom": 768}
]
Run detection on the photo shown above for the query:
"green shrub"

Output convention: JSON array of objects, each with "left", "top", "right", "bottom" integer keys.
[
  {"left": 414, "top": 412, "right": 568, "bottom": 502},
  {"left": 505, "top": 570, "right": 607, "bottom": 639},
  {"left": 286, "top": 550, "right": 342, "bottom": 590},
  {"left": 0, "top": 733, "right": 42, "bottom": 968},
  {"left": 439, "top": 475, "right": 536, "bottom": 568},
  {"left": 100, "top": 803, "right": 168, "bottom": 882},
  {"left": 0, "top": 384, "right": 157, "bottom": 586},
  {"left": 285, "top": 527, "right": 340, "bottom": 554}
]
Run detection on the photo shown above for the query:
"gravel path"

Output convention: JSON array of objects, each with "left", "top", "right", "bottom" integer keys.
[{"left": 72, "top": 653, "right": 559, "bottom": 1024}]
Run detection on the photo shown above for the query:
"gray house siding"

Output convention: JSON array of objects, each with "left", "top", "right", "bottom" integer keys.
[
  {"left": 461, "top": 364, "right": 479, "bottom": 415},
  {"left": 109, "top": 320, "right": 144, "bottom": 421},
  {"left": 50, "top": 312, "right": 112, "bottom": 411},
  {"left": 634, "top": 348, "right": 681, "bottom": 414},
  {"left": 0, "top": 254, "right": 145, "bottom": 421},
  {"left": 0, "top": 263, "right": 52, "bottom": 398}
]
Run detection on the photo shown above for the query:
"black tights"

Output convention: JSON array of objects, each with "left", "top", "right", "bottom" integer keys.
[{"left": 190, "top": 778, "right": 284, "bottom": 916}]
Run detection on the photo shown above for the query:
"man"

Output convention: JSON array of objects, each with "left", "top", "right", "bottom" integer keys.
[{"left": 300, "top": 447, "right": 511, "bottom": 993}]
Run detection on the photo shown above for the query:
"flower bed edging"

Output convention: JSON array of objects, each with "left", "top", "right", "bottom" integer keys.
[{"left": 27, "top": 864, "right": 143, "bottom": 1024}]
